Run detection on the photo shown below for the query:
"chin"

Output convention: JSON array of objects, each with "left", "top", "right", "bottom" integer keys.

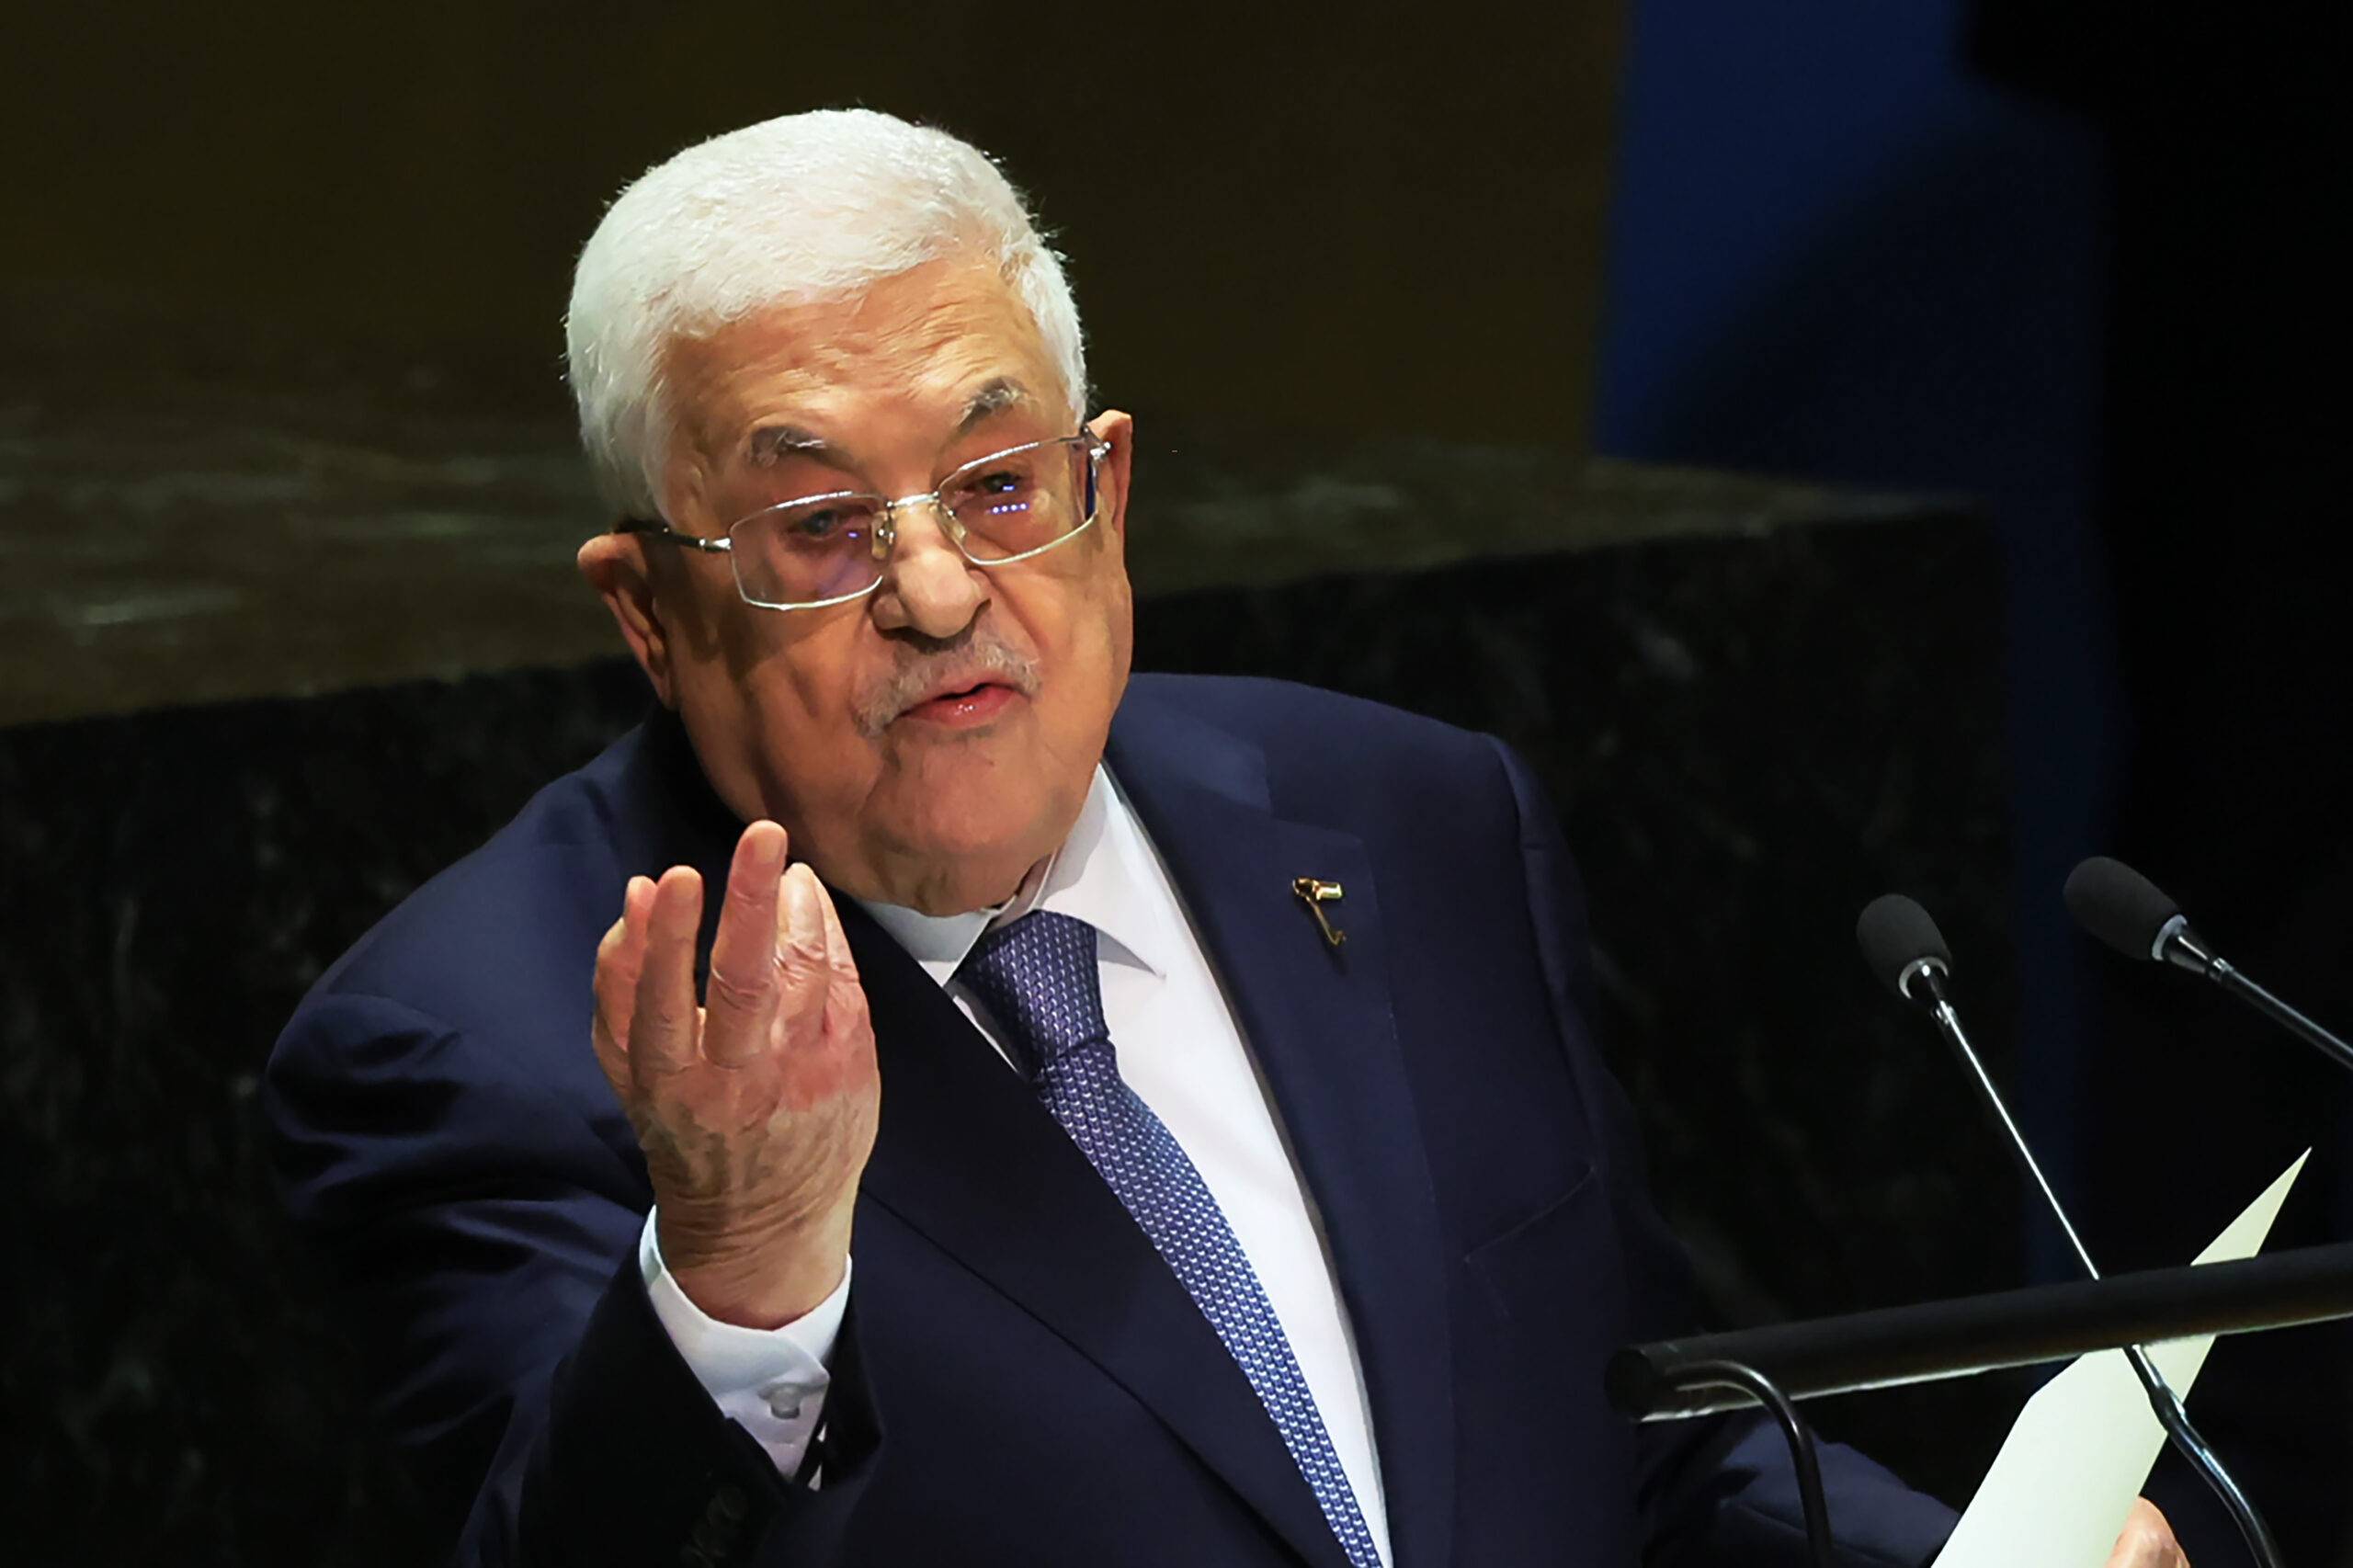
[
  {"left": 866, "top": 733, "right": 1092, "bottom": 895},
  {"left": 903, "top": 798, "right": 1044, "bottom": 867},
  {"left": 925, "top": 772, "right": 1092, "bottom": 893}
]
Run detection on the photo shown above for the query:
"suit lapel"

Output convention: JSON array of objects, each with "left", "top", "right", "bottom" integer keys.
[
  {"left": 1108, "top": 697, "right": 1458, "bottom": 1568},
  {"left": 840, "top": 900, "right": 1355, "bottom": 1568}
]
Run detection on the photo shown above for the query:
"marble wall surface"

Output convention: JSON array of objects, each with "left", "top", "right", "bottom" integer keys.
[
  {"left": 2, "top": 662, "right": 651, "bottom": 1563},
  {"left": 3, "top": 489, "right": 2025, "bottom": 1563}
]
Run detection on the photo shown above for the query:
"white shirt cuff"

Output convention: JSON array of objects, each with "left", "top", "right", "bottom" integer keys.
[{"left": 639, "top": 1208, "right": 851, "bottom": 1479}]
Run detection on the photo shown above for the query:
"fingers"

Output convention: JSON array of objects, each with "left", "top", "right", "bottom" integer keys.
[
  {"left": 629, "top": 865, "right": 705, "bottom": 1084},
  {"left": 590, "top": 916, "right": 631, "bottom": 1088},
  {"left": 2109, "top": 1499, "right": 2186, "bottom": 1568},
  {"left": 703, "top": 822, "right": 790, "bottom": 1067},
  {"left": 773, "top": 862, "right": 834, "bottom": 1037},
  {"left": 813, "top": 876, "right": 871, "bottom": 1040},
  {"left": 604, "top": 833, "right": 858, "bottom": 1089},
  {"left": 813, "top": 872, "right": 861, "bottom": 987},
  {"left": 591, "top": 876, "right": 656, "bottom": 1083}
]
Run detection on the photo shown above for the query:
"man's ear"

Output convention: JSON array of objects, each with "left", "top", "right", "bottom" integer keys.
[
  {"left": 1086, "top": 409, "right": 1135, "bottom": 542},
  {"left": 578, "top": 530, "right": 678, "bottom": 708}
]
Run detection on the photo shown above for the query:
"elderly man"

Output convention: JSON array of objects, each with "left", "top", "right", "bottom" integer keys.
[{"left": 267, "top": 110, "right": 2186, "bottom": 1567}]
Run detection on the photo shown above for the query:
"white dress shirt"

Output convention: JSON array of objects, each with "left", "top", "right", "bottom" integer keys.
[{"left": 643, "top": 765, "right": 1392, "bottom": 1562}]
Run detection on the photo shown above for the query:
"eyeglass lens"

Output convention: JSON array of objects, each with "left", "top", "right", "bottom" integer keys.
[{"left": 727, "top": 439, "right": 1091, "bottom": 608}]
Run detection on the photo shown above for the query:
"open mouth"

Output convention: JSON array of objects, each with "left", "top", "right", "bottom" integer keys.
[{"left": 900, "top": 676, "right": 1019, "bottom": 727}]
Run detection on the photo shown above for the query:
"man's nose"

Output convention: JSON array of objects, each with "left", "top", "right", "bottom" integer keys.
[{"left": 870, "top": 501, "right": 986, "bottom": 639}]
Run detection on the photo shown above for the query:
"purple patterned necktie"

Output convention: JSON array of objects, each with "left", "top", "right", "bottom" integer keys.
[{"left": 957, "top": 909, "right": 1384, "bottom": 1568}]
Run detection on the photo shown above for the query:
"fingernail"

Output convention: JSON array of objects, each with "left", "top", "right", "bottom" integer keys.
[{"left": 753, "top": 826, "right": 786, "bottom": 877}]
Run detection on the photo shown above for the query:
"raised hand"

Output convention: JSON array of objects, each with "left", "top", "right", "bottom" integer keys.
[{"left": 591, "top": 820, "right": 881, "bottom": 1327}]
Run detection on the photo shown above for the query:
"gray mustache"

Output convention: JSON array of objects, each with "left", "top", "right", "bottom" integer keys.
[{"left": 855, "top": 636, "right": 1040, "bottom": 735}]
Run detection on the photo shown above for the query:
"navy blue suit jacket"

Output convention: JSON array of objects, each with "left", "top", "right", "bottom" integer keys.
[{"left": 267, "top": 675, "right": 1957, "bottom": 1567}]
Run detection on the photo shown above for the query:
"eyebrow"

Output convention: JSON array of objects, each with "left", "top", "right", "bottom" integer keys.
[
  {"left": 958, "top": 376, "right": 1035, "bottom": 430},
  {"left": 743, "top": 377, "right": 1040, "bottom": 471},
  {"left": 745, "top": 424, "right": 840, "bottom": 468}
]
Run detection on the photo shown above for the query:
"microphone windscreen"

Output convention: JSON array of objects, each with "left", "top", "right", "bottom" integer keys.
[
  {"left": 2063, "top": 857, "right": 2181, "bottom": 962},
  {"left": 1857, "top": 894, "right": 1951, "bottom": 996}
]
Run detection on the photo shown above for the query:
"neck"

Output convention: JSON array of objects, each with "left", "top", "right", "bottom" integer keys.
[{"left": 855, "top": 848, "right": 1046, "bottom": 918}]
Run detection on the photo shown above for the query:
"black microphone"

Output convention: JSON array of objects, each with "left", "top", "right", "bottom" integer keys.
[
  {"left": 2067, "top": 854, "right": 2353, "bottom": 1075},
  {"left": 1857, "top": 894, "right": 2284, "bottom": 1568}
]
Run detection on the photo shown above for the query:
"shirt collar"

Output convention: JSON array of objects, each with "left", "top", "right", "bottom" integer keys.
[{"left": 849, "top": 765, "right": 1173, "bottom": 993}]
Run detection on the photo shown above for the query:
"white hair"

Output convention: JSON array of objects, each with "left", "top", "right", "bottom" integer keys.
[{"left": 564, "top": 108, "right": 1088, "bottom": 518}]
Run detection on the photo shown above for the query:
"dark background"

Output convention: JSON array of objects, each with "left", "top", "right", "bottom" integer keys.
[
  {"left": 6, "top": 1, "right": 2347, "bottom": 1562},
  {"left": 5, "top": 2, "right": 1620, "bottom": 446},
  {"left": 1599, "top": 3, "right": 2350, "bottom": 1559}
]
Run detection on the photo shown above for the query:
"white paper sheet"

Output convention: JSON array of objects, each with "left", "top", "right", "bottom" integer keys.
[{"left": 1931, "top": 1153, "right": 2309, "bottom": 1568}]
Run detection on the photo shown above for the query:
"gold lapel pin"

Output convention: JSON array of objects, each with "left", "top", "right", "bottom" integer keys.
[{"left": 1291, "top": 877, "right": 1347, "bottom": 948}]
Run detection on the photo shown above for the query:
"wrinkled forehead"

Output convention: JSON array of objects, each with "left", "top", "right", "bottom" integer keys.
[{"left": 662, "top": 257, "right": 1071, "bottom": 465}]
